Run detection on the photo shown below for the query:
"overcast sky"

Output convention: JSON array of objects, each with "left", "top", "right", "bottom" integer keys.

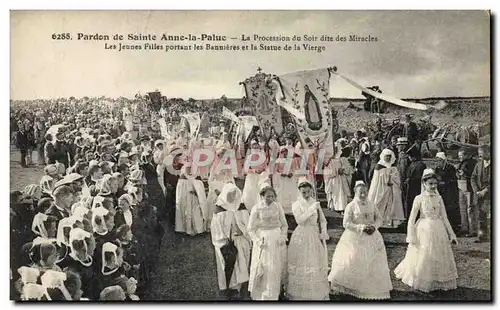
[{"left": 11, "top": 10, "right": 490, "bottom": 100}]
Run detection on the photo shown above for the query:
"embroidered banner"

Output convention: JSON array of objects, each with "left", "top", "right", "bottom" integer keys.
[
  {"left": 242, "top": 72, "right": 284, "bottom": 139},
  {"left": 275, "top": 68, "right": 334, "bottom": 155}
]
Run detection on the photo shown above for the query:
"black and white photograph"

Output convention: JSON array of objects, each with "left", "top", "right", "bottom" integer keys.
[{"left": 9, "top": 10, "right": 491, "bottom": 301}]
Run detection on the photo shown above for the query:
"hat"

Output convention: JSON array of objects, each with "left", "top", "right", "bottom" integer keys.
[
  {"left": 297, "top": 176, "right": 312, "bottom": 188},
  {"left": 54, "top": 173, "right": 83, "bottom": 189},
  {"left": 44, "top": 164, "right": 58, "bottom": 175},
  {"left": 435, "top": 152, "right": 447, "bottom": 160},
  {"left": 128, "top": 169, "right": 145, "bottom": 183},
  {"left": 154, "top": 140, "right": 165, "bottom": 148},
  {"left": 354, "top": 180, "right": 367, "bottom": 188},
  {"left": 422, "top": 168, "right": 437, "bottom": 179},
  {"left": 259, "top": 182, "right": 272, "bottom": 191},
  {"left": 396, "top": 137, "right": 409, "bottom": 145},
  {"left": 139, "top": 135, "right": 151, "bottom": 142},
  {"left": 128, "top": 150, "right": 138, "bottom": 157}
]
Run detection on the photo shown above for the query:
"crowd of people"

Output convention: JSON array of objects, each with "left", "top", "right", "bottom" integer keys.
[{"left": 9, "top": 97, "right": 491, "bottom": 301}]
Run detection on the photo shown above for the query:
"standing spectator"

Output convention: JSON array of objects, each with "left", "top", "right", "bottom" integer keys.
[
  {"left": 16, "top": 122, "right": 30, "bottom": 168},
  {"left": 456, "top": 149, "right": 477, "bottom": 237},
  {"left": 471, "top": 145, "right": 491, "bottom": 243},
  {"left": 34, "top": 120, "right": 47, "bottom": 166},
  {"left": 435, "top": 152, "right": 460, "bottom": 233}
]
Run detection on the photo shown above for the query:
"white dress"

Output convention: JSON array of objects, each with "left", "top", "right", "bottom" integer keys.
[
  {"left": 328, "top": 198, "right": 393, "bottom": 299},
  {"left": 241, "top": 155, "right": 268, "bottom": 212},
  {"left": 272, "top": 148, "right": 299, "bottom": 214},
  {"left": 286, "top": 198, "right": 330, "bottom": 300},
  {"left": 368, "top": 165, "right": 405, "bottom": 228},
  {"left": 394, "top": 192, "right": 458, "bottom": 292},
  {"left": 211, "top": 210, "right": 252, "bottom": 291},
  {"left": 247, "top": 201, "right": 288, "bottom": 300},
  {"left": 206, "top": 168, "right": 235, "bottom": 231},
  {"left": 325, "top": 157, "right": 354, "bottom": 212},
  {"left": 175, "top": 174, "right": 208, "bottom": 236}
]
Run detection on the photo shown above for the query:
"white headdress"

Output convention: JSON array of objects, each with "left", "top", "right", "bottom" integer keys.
[
  {"left": 69, "top": 227, "right": 92, "bottom": 266},
  {"left": 32, "top": 213, "right": 49, "bottom": 238},
  {"left": 378, "top": 148, "right": 396, "bottom": 168},
  {"left": 17, "top": 266, "right": 40, "bottom": 285},
  {"left": 101, "top": 242, "right": 119, "bottom": 275},
  {"left": 92, "top": 195, "right": 106, "bottom": 210},
  {"left": 22, "top": 283, "right": 48, "bottom": 301},
  {"left": 56, "top": 217, "right": 74, "bottom": 246},
  {"left": 92, "top": 207, "right": 109, "bottom": 235},
  {"left": 215, "top": 183, "right": 242, "bottom": 212},
  {"left": 40, "top": 270, "right": 72, "bottom": 300}
]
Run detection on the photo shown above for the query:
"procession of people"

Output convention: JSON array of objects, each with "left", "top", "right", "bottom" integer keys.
[{"left": 9, "top": 96, "right": 491, "bottom": 301}]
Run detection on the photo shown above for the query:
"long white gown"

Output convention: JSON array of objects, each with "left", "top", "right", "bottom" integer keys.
[
  {"left": 272, "top": 147, "right": 299, "bottom": 214},
  {"left": 286, "top": 198, "right": 329, "bottom": 300},
  {"left": 328, "top": 198, "right": 392, "bottom": 300},
  {"left": 210, "top": 185, "right": 251, "bottom": 291},
  {"left": 206, "top": 165, "right": 235, "bottom": 231},
  {"left": 247, "top": 201, "right": 288, "bottom": 300},
  {"left": 175, "top": 169, "right": 208, "bottom": 236},
  {"left": 368, "top": 150, "right": 405, "bottom": 228},
  {"left": 242, "top": 152, "right": 268, "bottom": 212},
  {"left": 325, "top": 157, "right": 354, "bottom": 212},
  {"left": 394, "top": 192, "right": 458, "bottom": 292}
]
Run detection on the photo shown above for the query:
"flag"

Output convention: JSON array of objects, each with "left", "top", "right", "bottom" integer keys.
[
  {"left": 276, "top": 68, "right": 334, "bottom": 155},
  {"left": 222, "top": 107, "right": 239, "bottom": 123},
  {"left": 242, "top": 73, "right": 284, "bottom": 139},
  {"left": 238, "top": 116, "right": 259, "bottom": 142},
  {"left": 181, "top": 112, "right": 201, "bottom": 138},
  {"left": 157, "top": 118, "right": 169, "bottom": 139},
  {"left": 332, "top": 71, "right": 447, "bottom": 111}
]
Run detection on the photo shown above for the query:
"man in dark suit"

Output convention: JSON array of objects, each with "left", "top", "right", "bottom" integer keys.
[
  {"left": 457, "top": 149, "right": 478, "bottom": 237},
  {"left": 471, "top": 145, "right": 491, "bottom": 243},
  {"left": 15, "top": 122, "right": 29, "bottom": 168},
  {"left": 45, "top": 185, "right": 74, "bottom": 224}
]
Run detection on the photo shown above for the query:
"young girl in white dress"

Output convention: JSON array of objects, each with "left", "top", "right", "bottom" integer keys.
[
  {"left": 394, "top": 168, "right": 458, "bottom": 292},
  {"left": 247, "top": 185, "right": 288, "bottom": 300},
  {"left": 286, "top": 179, "right": 330, "bottom": 300},
  {"left": 328, "top": 180, "right": 392, "bottom": 300}
]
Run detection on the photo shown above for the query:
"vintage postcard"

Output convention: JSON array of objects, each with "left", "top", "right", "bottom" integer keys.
[{"left": 9, "top": 10, "right": 491, "bottom": 301}]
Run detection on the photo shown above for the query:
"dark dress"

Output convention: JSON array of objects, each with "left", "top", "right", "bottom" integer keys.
[
  {"left": 142, "top": 163, "right": 167, "bottom": 220},
  {"left": 62, "top": 255, "right": 96, "bottom": 299},
  {"left": 435, "top": 163, "right": 461, "bottom": 233},
  {"left": 404, "top": 160, "right": 427, "bottom": 218}
]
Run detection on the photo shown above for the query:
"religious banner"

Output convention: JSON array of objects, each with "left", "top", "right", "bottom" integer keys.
[
  {"left": 181, "top": 112, "right": 201, "bottom": 138},
  {"left": 123, "top": 107, "right": 134, "bottom": 132},
  {"left": 222, "top": 106, "right": 239, "bottom": 123},
  {"left": 241, "top": 70, "right": 284, "bottom": 139},
  {"left": 273, "top": 68, "right": 334, "bottom": 155}
]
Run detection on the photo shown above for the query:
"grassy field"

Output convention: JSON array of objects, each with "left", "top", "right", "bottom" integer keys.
[{"left": 10, "top": 149, "right": 491, "bottom": 301}]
